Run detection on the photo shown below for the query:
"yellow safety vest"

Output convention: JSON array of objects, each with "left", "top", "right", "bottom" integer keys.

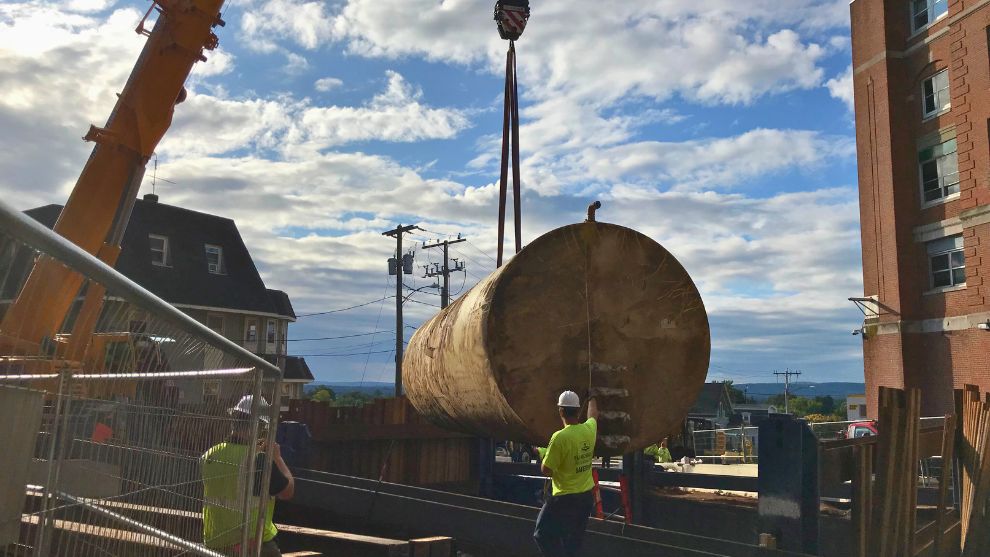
[{"left": 201, "top": 442, "right": 278, "bottom": 548}]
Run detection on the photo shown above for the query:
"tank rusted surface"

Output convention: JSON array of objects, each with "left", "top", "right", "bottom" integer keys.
[{"left": 403, "top": 221, "right": 710, "bottom": 455}]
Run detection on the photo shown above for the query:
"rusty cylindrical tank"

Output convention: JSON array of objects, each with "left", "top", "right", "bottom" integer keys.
[{"left": 403, "top": 220, "right": 710, "bottom": 455}]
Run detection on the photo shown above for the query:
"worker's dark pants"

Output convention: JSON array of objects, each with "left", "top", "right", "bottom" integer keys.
[{"left": 533, "top": 490, "right": 594, "bottom": 557}]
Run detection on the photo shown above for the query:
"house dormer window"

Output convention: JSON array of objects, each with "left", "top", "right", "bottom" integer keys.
[
  {"left": 205, "top": 244, "right": 225, "bottom": 274},
  {"left": 150, "top": 234, "right": 170, "bottom": 266}
]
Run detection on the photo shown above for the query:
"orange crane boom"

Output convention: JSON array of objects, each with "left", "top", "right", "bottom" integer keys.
[{"left": 2, "top": 0, "right": 226, "bottom": 350}]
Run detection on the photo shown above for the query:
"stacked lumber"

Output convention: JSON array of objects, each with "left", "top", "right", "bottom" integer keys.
[
  {"left": 275, "top": 523, "right": 454, "bottom": 557},
  {"left": 870, "top": 387, "right": 922, "bottom": 557},
  {"left": 959, "top": 385, "right": 990, "bottom": 556}
]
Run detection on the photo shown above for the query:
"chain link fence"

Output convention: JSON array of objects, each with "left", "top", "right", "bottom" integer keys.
[{"left": 0, "top": 200, "right": 282, "bottom": 556}]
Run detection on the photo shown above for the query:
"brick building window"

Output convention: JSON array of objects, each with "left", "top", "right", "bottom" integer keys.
[
  {"left": 912, "top": 0, "right": 948, "bottom": 32},
  {"left": 922, "top": 70, "right": 950, "bottom": 118},
  {"left": 919, "top": 139, "right": 959, "bottom": 203},
  {"left": 927, "top": 235, "right": 965, "bottom": 288}
]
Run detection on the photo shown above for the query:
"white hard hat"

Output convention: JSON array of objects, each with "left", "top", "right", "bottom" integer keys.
[
  {"left": 229, "top": 395, "right": 271, "bottom": 423},
  {"left": 558, "top": 390, "right": 581, "bottom": 408}
]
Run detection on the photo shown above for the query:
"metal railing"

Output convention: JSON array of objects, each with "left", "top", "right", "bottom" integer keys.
[{"left": 0, "top": 199, "right": 282, "bottom": 557}]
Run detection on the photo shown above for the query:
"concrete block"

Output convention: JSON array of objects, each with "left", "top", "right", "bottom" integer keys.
[
  {"left": 30, "top": 459, "right": 122, "bottom": 499},
  {"left": 0, "top": 386, "right": 44, "bottom": 546}
]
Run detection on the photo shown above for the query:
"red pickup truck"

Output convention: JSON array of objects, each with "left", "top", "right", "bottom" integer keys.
[{"left": 843, "top": 421, "right": 879, "bottom": 439}]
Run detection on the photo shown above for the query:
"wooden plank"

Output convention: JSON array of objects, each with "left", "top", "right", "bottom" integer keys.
[
  {"left": 962, "top": 400, "right": 990, "bottom": 557},
  {"left": 851, "top": 443, "right": 873, "bottom": 557},
  {"left": 873, "top": 387, "right": 901, "bottom": 557},
  {"left": 409, "top": 536, "right": 454, "bottom": 557},
  {"left": 933, "top": 413, "right": 956, "bottom": 557},
  {"left": 276, "top": 523, "right": 409, "bottom": 556},
  {"left": 960, "top": 385, "right": 979, "bottom": 542},
  {"left": 904, "top": 389, "right": 920, "bottom": 557}
]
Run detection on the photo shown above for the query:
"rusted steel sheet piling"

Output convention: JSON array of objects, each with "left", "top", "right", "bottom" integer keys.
[{"left": 404, "top": 221, "right": 710, "bottom": 455}]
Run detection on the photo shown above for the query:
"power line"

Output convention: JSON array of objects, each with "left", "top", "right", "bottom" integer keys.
[
  {"left": 773, "top": 369, "right": 802, "bottom": 414},
  {"left": 449, "top": 270, "right": 468, "bottom": 297},
  {"left": 404, "top": 297, "right": 441, "bottom": 308},
  {"left": 449, "top": 247, "right": 490, "bottom": 282},
  {"left": 359, "top": 278, "right": 392, "bottom": 388},
  {"left": 465, "top": 238, "right": 498, "bottom": 264},
  {"left": 297, "top": 296, "right": 395, "bottom": 317},
  {"left": 297, "top": 349, "right": 395, "bottom": 357},
  {"left": 287, "top": 331, "right": 393, "bottom": 342}
]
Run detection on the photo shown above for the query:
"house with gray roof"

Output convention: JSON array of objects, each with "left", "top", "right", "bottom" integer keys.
[{"left": 23, "top": 194, "right": 313, "bottom": 411}]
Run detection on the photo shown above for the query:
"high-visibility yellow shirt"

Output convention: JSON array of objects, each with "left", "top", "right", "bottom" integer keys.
[
  {"left": 644, "top": 444, "right": 673, "bottom": 463},
  {"left": 201, "top": 442, "right": 278, "bottom": 549},
  {"left": 542, "top": 418, "right": 597, "bottom": 496}
]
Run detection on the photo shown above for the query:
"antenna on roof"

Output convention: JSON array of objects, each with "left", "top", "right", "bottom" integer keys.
[{"left": 147, "top": 153, "right": 176, "bottom": 195}]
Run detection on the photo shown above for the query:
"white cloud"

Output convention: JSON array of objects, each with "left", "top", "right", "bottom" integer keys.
[
  {"left": 332, "top": 1, "right": 835, "bottom": 106},
  {"left": 159, "top": 71, "right": 470, "bottom": 157},
  {"left": 66, "top": 0, "right": 117, "bottom": 12},
  {"left": 0, "top": 4, "right": 145, "bottom": 204},
  {"left": 584, "top": 129, "right": 855, "bottom": 191},
  {"left": 239, "top": 0, "right": 336, "bottom": 52},
  {"left": 0, "top": 1, "right": 865, "bottom": 383},
  {"left": 192, "top": 47, "right": 235, "bottom": 77},
  {"left": 284, "top": 51, "right": 310, "bottom": 74},
  {"left": 826, "top": 65, "right": 854, "bottom": 111},
  {"left": 290, "top": 71, "right": 471, "bottom": 151},
  {"left": 314, "top": 77, "right": 344, "bottom": 92}
]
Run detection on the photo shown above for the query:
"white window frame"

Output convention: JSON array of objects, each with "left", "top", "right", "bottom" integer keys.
[
  {"left": 149, "top": 234, "right": 170, "bottom": 267},
  {"left": 266, "top": 319, "right": 277, "bottom": 352},
  {"left": 927, "top": 235, "right": 966, "bottom": 289},
  {"left": 279, "top": 322, "right": 288, "bottom": 355},
  {"left": 244, "top": 318, "right": 258, "bottom": 349},
  {"left": 918, "top": 138, "right": 960, "bottom": 206},
  {"left": 921, "top": 69, "right": 950, "bottom": 119},
  {"left": 205, "top": 244, "right": 225, "bottom": 275},
  {"left": 911, "top": 0, "right": 949, "bottom": 33}
]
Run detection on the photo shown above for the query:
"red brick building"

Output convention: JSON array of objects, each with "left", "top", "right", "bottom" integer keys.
[{"left": 851, "top": 0, "right": 990, "bottom": 417}]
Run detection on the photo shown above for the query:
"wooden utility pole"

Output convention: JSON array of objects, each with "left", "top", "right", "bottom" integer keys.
[
  {"left": 383, "top": 224, "right": 420, "bottom": 396},
  {"left": 423, "top": 236, "right": 466, "bottom": 308}
]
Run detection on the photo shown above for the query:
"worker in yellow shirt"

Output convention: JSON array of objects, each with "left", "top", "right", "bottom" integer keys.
[
  {"left": 533, "top": 390, "right": 599, "bottom": 557},
  {"left": 202, "top": 395, "right": 295, "bottom": 556},
  {"left": 644, "top": 436, "right": 673, "bottom": 464}
]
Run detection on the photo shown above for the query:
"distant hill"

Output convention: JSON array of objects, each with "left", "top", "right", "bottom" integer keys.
[
  {"left": 305, "top": 381, "right": 395, "bottom": 397},
  {"left": 736, "top": 382, "right": 865, "bottom": 402}
]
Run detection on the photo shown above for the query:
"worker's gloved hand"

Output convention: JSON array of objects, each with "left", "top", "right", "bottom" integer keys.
[{"left": 586, "top": 387, "right": 606, "bottom": 399}]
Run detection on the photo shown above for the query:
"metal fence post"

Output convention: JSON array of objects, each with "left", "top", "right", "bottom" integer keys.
[
  {"left": 34, "top": 366, "right": 72, "bottom": 555},
  {"left": 239, "top": 368, "right": 265, "bottom": 557},
  {"left": 253, "top": 376, "right": 282, "bottom": 551}
]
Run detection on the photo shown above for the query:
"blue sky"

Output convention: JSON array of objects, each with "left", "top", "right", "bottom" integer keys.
[{"left": 0, "top": 0, "right": 865, "bottom": 386}]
